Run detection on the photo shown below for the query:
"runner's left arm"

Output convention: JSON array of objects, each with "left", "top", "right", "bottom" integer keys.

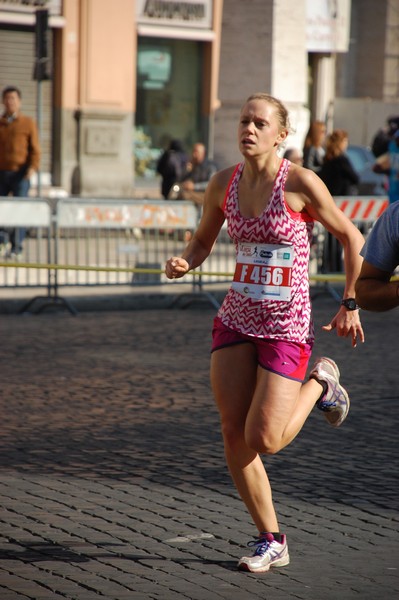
[{"left": 295, "top": 168, "right": 365, "bottom": 346}]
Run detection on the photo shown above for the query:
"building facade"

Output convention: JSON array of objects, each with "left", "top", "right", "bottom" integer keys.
[{"left": 0, "top": 0, "right": 397, "bottom": 197}]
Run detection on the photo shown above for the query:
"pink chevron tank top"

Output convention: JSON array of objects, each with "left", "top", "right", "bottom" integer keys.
[{"left": 217, "top": 159, "right": 315, "bottom": 344}]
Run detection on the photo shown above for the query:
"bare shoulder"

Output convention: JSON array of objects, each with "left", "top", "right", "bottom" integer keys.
[
  {"left": 284, "top": 163, "right": 329, "bottom": 213},
  {"left": 205, "top": 165, "right": 237, "bottom": 207},
  {"left": 285, "top": 163, "right": 323, "bottom": 194},
  {"left": 211, "top": 165, "right": 237, "bottom": 190}
]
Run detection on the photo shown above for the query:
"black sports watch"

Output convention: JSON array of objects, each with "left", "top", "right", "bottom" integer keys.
[{"left": 341, "top": 298, "right": 359, "bottom": 311}]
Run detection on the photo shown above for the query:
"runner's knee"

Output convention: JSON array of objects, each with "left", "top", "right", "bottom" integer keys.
[
  {"left": 221, "top": 421, "right": 246, "bottom": 455},
  {"left": 245, "top": 428, "right": 282, "bottom": 455}
]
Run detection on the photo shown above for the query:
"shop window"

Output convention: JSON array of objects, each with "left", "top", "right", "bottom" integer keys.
[
  {"left": 138, "top": 45, "right": 172, "bottom": 90},
  {"left": 134, "top": 37, "right": 202, "bottom": 180}
]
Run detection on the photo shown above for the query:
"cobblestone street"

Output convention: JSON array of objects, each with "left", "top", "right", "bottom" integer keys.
[{"left": 0, "top": 296, "right": 398, "bottom": 599}]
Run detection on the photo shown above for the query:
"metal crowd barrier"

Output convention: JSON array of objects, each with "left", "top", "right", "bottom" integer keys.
[
  {"left": 0, "top": 197, "right": 52, "bottom": 290},
  {"left": 0, "top": 195, "right": 389, "bottom": 313},
  {"left": 55, "top": 198, "right": 199, "bottom": 287}
]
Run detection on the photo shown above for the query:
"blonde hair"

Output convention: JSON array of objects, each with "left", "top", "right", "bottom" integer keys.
[{"left": 244, "top": 93, "right": 291, "bottom": 133}]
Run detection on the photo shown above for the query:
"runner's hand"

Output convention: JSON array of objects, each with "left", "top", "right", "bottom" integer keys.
[
  {"left": 165, "top": 257, "right": 190, "bottom": 279},
  {"left": 322, "top": 306, "right": 365, "bottom": 348}
]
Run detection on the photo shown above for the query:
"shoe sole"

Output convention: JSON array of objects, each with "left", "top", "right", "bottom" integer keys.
[
  {"left": 238, "top": 555, "right": 290, "bottom": 573},
  {"left": 312, "top": 357, "right": 349, "bottom": 427}
]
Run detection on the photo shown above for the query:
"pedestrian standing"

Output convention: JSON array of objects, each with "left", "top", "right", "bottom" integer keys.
[
  {"left": 165, "top": 93, "right": 365, "bottom": 573},
  {"left": 175, "top": 142, "right": 217, "bottom": 206},
  {"left": 156, "top": 139, "right": 188, "bottom": 200},
  {"left": 318, "top": 129, "right": 360, "bottom": 272},
  {"left": 371, "top": 115, "right": 399, "bottom": 158},
  {"left": 0, "top": 86, "right": 41, "bottom": 257},
  {"left": 283, "top": 147, "right": 303, "bottom": 166},
  {"left": 373, "top": 129, "right": 399, "bottom": 204},
  {"left": 319, "top": 129, "right": 359, "bottom": 196},
  {"left": 302, "top": 120, "right": 326, "bottom": 172}
]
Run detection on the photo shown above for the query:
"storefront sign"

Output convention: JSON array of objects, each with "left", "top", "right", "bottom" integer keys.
[
  {"left": 136, "top": 0, "right": 212, "bottom": 29},
  {"left": 0, "top": 0, "right": 61, "bottom": 15},
  {"left": 306, "top": 0, "right": 351, "bottom": 53}
]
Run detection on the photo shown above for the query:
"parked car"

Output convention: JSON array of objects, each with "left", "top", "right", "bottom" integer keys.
[{"left": 346, "top": 145, "right": 388, "bottom": 196}]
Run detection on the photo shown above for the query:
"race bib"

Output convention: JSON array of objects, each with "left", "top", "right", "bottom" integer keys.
[{"left": 231, "top": 242, "right": 294, "bottom": 301}]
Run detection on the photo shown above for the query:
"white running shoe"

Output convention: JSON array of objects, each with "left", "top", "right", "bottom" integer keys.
[
  {"left": 309, "top": 357, "right": 350, "bottom": 427},
  {"left": 238, "top": 533, "right": 290, "bottom": 573}
]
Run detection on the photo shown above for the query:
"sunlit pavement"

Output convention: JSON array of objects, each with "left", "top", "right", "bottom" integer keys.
[{"left": 0, "top": 295, "right": 398, "bottom": 600}]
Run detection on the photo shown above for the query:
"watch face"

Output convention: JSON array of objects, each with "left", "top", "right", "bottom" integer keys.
[{"left": 343, "top": 298, "right": 357, "bottom": 310}]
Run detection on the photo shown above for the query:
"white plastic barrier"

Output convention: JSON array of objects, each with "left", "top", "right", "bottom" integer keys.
[
  {"left": 0, "top": 198, "right": 51, "bottom": 227},
  {"left": 0, "top": 197, "right": 52, "bottom": 288},
  {"left": 55, "top": 199, "right": 199, "bottom": 287},
  {"left": 57, "top": 198, "right": 198, "bottom": 229}
]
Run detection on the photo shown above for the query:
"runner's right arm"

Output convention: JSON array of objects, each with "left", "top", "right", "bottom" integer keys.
[{"left": 165, "top": 169, "right": 232, "bottom": 279}]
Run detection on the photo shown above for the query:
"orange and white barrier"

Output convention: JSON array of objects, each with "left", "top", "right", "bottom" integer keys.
[{"left": 334, "top": 196, "right": 389, "bottom": 222}]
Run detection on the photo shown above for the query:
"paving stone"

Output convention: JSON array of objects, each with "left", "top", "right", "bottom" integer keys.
[{"left": 0, "top": 298, "right": 398, "bottom": 599}]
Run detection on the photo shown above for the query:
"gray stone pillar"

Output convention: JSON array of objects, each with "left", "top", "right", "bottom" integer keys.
[{"left": 74, "top": 109, "right": 133, "bottom": 198}]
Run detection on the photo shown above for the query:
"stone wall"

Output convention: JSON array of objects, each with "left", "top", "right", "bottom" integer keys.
[{"left": 214, "top": 0, "right": 309, "bottom": 168}]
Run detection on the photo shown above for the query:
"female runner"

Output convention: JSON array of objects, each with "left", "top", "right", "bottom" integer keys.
[{"left": 165, "top": 93, "right": 365, "bottom": 573}]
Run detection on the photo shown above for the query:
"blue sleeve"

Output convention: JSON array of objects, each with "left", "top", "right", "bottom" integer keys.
[{"left": 361, "top": 203, "right": 399, "bottom": 273}]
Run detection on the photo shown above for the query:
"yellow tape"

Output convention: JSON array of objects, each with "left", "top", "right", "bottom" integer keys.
[
  {"left": 0, "top": 262, "right": 207, "bottom": 275},
  {"left": 0, "top": 261, "right": 163, "bottom": 274},
  {"left": 0, "top": 261, "right": 224, "bottom": 276},
  {"left": 0, "top": 261, "right": 397, "bottom": 282}
]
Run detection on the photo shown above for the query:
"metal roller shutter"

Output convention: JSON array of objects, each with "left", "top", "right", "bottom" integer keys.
[{"left": 0, "top": 28, "right": 53, "bottom": 180}]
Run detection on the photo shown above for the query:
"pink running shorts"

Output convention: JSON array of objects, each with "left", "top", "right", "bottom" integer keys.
[{"left": 211, "top": 317, "right": 313, "bottom": 382}]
